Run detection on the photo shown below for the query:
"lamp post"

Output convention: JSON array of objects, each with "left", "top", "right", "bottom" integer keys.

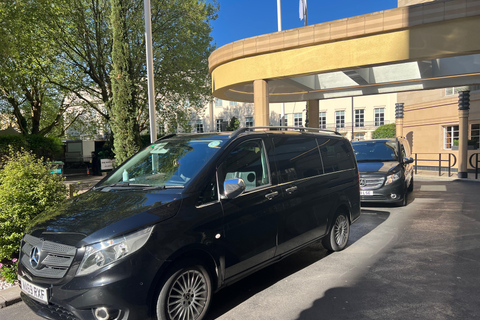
[{"left": 144, "top": 0, "right": 157, "bottom": 143}]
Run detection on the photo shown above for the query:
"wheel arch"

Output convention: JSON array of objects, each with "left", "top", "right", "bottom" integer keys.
[{"left": 147, "top": 246, "right": 221, "bottom": 318}]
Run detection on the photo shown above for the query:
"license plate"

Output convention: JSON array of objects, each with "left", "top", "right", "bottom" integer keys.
[
  {"left": 360, "top": 190, "right": 373, "bottom": 196},
  {"left": 20, "top": 277, "right": 48, "bottom": 304}
]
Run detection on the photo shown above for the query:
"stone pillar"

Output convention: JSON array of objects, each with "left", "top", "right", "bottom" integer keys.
[
  {"left": 209, "top": 100, "right": 214, "bottom": 132},
  {"left": 254, "top": 80, "right": 269, "bottom": 127},
  {"left": 395, "top": 103, "right": 404, "bottom": 138},
  {"left": 308, "top": 100, "right": 319, "bottom": 129},
  {"left": 458, "top": 91, "right": 470, "bottom": 178}
]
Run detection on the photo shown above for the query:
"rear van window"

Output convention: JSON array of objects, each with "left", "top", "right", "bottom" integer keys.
[
  {"left": 318, "top": 138, "right": 356, "bottom": 173},
  {"left": 273, "top": 136, "right": 323, "bottom": 182}
]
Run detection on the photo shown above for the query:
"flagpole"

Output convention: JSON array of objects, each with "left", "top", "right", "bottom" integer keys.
[
  {"left": 299, "top": 0, "right": 308, "bottom": 27},
  {"left": 277, "top": 0, "right": 282, "bottom": 32},
  {"left": 304, "top": 0, "right": 308, "bottom": 26}
]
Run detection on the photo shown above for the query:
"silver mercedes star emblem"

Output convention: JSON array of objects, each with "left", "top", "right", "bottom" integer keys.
[
  {"left": 30, "top": 245, "right": 42, "bottom": 269},
  {"left": 360, "top": 179, "right": 366, "bottom": 187}
]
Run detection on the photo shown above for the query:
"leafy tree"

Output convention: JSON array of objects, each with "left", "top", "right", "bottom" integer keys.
[
  {"left": 0, "top": 1, "right": 82, "bottom": 136},
  {"left": 372, "top": 123, "right": 396, "bottom": 139},
  {"left": 38, "top": 0, "right": 218, "bottom": 157},
  {"left": 110, "top": 0, "right": 141, "bottom": 163},
  {"left": 0, "top": 149, "right": 67, "bottom": 262},
  {"left": 226, "top": 117, "right": 240, "bottom": 131}
]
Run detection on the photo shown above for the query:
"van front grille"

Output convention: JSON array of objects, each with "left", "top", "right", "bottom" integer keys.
[
  {"left": 20, "top": 234, "right": 76, "bottom": 279},
  {"left": 360, "top": 176, "right": 385, "bottom": 190}
]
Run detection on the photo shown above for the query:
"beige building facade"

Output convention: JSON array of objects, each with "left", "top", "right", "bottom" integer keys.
[
  {"left": 399, "top": 87, "right": 480, "bottom": 171},
  {"left": 196, "top": 93, "right": 398, "bottom": 142}
]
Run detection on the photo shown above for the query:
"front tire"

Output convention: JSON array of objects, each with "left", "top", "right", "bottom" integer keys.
[
  {"left": 408, "top": 176, "right": 414, "bottom": 192},
  {"left": 322, "top": 212, "right": 350, "bottom": 252},
  {"left": 156, "top": 262, "right": 212, "bottom": 320}
]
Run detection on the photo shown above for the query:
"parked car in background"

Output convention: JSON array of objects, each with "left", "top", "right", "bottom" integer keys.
[
  {"left": 352, "top": 137, "right": 414, "bottom": 206},
  {"left": 18, "top": 127, "right": 360, "bottom": 320}
]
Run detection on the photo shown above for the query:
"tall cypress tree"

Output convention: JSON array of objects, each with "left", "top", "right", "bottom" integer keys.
[{"left": 110, "top": 0, "right": 141, "bottom": 164}]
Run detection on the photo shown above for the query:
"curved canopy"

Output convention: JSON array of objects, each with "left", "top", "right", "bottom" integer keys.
[{"left": 209, "top": 0, "right": 480, "bottom": 102}]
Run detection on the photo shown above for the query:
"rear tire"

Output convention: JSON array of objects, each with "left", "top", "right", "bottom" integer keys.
[
  {"left": 156, "top": 261, "right": 212, "bottom": 320},
  {"left": 322, "top": 212, "right": 350, "bottom": 252}
]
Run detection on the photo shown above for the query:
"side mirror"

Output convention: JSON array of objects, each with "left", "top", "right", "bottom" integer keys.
[
  {"left": 404, "top": 157, "right": 414, "bottom": 164},
  {"left": 222, "top": 178, "right": 246, "bottom": 199}
]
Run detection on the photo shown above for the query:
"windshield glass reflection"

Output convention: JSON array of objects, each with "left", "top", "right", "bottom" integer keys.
[
  {"left": 353, "top": 141, "right": 398, "bottom": 162},
  {"left": 100, "top": 135, "right": 226, "bottom": 188}
]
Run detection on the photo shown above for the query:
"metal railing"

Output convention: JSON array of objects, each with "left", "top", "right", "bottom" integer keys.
[
  {"left": 469, "top": 153, "right": 480, "bottom": 179},
  {"left": 414, "top": 153, "right": 457, "bottom": 177}
]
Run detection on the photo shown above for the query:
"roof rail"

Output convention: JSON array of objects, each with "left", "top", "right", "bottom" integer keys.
[
  {"left": 230, "top": 126, "right": 341, "bottom": 138},
  {"left": 153, "top": 133, "right": 176, "bottom": 143}
]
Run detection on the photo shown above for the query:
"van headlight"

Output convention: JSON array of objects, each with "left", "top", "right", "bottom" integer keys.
[
  {"left": 385, "top": 171, "right": 402, "bottom": 185},
  {"left": 76, "top": 226, "right": 153, "bottom": 276}
]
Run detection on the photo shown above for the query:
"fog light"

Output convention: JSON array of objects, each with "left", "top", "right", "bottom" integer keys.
[
  {"left": 94, "top": 307, "right": 120, "bottom": 320},
  {"left": 94, "top": 307, "right": 109, "bottom": 320},
  {"left": 390, "top": 194, "right": 398, "bottom": 199}
]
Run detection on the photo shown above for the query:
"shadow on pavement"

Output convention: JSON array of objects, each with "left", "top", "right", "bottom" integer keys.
[{"left": 206, "top": 209, "right": 390, "bottom": 320}]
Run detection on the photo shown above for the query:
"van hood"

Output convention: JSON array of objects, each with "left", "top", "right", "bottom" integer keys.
[
  {"left": 357, "top": 161, "right": 400, "bottom": 174},
  {"left": 26, "top": 190, "right": 183, "bottom": 247}
]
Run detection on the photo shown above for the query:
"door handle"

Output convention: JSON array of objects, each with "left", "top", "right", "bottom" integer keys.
[
  {"left": 285, "top": 186, "right": 298, "bottom": 195},
  {"left": 265, "top": 191, "right": 279, "bottom": 200}
]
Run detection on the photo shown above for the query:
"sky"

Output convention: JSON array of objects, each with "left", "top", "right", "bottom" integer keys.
[{"left": 211, "top": 0, "right": 399, "bottom": 48}]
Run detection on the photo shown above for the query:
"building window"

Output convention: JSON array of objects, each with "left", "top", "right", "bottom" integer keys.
[
  {"left": 158, "top": 124, "right": 165, "bottom": 134},
  {"left": 355, "top": 109, "right": 365, "bottom": 127},
  {"left": 444, "top": 125, "right": 459, "bottom": 149},
  {"left": 216, "top": 119, "right": 223, "bottom": 132},
  {"left": 319, "top": 112, "right": 326, "bottom": 129},
  {"left": 354, "top": 132, "right": 365, "bottom": 141},
  {"left": 374, "top": 108, "right": 385, "bottom": 127},
  {"left": 245, "top": 117, "right": 254, "bottom": 127},
  {"left": 215, "top": 98, "right": 222, "bottom": 107},
  {"left": 471, "top": 124, "right": 480, "bottom": 149},
  {"left": 294, "top": 113, "right": 303, "bottom": 127},
  {"left": 196, "top": 120, "right": 204, "bottom": 133},
  {"left": 335, "top": 111, "right": 345, "bottom": 129},
  {"left": 229, "top": 101, "right": 237, "bottom": 106},
  {"left": 280, "top": 114, "right": 288, "bottom": 126}
]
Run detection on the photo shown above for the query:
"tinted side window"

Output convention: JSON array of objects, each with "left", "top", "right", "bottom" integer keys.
[
  {"left": 318, "top": 138, "right": 355, "bottom": 173},
  {"left": 273, "top": 136, "right": 323, "bottom": 183},
  {"left": 219, "top": 139, "right": 269, "bottom": 191}
]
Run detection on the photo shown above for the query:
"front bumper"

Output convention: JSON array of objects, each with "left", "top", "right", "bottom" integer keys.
[
  {"left": 18, "top": 251, "right": 163, "bottom": 320},
  {"left": 360, "top": 178, "right": 405, "bottom": 204}
]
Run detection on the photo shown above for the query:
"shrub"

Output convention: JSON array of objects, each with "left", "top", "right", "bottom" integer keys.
[
  {"left": 0, "top": 148, "right": 67, "bottom": 279},
  {"left": 226, "top": 117, "right": 240, "bottom": 131},
  {"left": 0, "top": 134, "right": 63, "bottom": 161},
  {"left": 372, "top": 123, "right": 396, "bottom": 139},
  {"left": 0, "top": 258, "right": 18, "bottom": 283}
]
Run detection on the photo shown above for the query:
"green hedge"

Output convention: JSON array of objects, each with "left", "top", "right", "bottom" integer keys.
[
  {"left": 372, "top": 123, "right": 396, "bottom": 139},
  {"left": 0, "top": 135, "right": 63, "bottom": 161}
]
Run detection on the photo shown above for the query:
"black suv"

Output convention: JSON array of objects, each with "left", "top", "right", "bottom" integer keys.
[
  {"left": 18, "top": 127, "right": 360, "bottom": 320},
  {"left": 352, "top": 137, "right": 414, "bottom": 206}
]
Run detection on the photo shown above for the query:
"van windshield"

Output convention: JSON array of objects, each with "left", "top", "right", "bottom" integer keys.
[
  {"left": 99, "top": 135, "right": 226, "bottom": 189},
  {"left": 353, "top": 141, "right": 398, "bottom": 162}
]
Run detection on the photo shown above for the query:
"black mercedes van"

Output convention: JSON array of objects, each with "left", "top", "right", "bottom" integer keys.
[
  {"left": 352, "top": 137, "right": 414, "bottom": 206},
  {"left": 18, "top": 127, "right": 360, "bottom": 320}
]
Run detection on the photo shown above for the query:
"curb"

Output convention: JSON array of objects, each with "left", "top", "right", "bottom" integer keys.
[{"left": 0, "top": 286, "right": 21, "bottom": 308}]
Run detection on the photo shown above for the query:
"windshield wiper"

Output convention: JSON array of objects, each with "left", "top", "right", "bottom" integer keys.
[{"left": 93, "top": 183, "right": 184, "bottom": 191}]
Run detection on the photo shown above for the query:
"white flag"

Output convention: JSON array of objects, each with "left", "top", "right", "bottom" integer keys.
[{"left": 299, "top": 0, "right": 305, "bottom": 20}]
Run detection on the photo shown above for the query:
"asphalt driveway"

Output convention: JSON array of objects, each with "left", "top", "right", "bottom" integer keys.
[{"left": 2, "top": 177, "right": 479, "bottom": 320}]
